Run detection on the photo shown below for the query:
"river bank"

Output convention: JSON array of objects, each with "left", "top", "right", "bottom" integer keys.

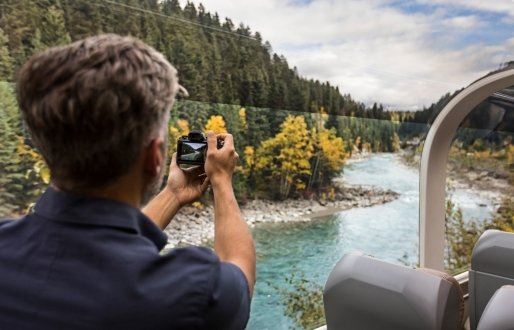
[
  {"left": 400, "top": 148, "right": 511, "bottom": 198},
  {"left": 163, "top": 184, "right": 399, "bottom": 249}
]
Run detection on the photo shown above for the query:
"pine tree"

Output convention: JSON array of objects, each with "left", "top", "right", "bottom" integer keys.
[
  {"left": 0, "top": 28, "right": 13, "bottom": 81},
  {"left": 41, "top": 5, "right": 71, "bottom": 46},
  {"left": 0, "top": 82, "right": 24, "bottom": 217}
]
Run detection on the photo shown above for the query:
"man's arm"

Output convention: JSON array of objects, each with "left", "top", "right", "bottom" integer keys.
[
  {"left": 206, "top": 132, "right": 256, "bottom": 296},
  {"left": 142, "top": 188, "right": 181, "bottom": 230}
]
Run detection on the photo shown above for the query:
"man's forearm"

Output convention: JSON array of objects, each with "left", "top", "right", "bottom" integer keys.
[
  {"left": 212, "top": 180, "right": 256, "bottom": 295},
  {"left": 142, "top": 188, "right": 181, "bottom": 230}
]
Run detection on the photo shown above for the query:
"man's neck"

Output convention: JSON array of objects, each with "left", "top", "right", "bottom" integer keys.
[{"left": 53, "top": 174, "right": 143, "bottom": 209}]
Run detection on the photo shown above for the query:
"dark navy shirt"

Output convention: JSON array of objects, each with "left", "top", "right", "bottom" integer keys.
[{"left": 0, "top": 188, "right": 250, "bottom": 329}]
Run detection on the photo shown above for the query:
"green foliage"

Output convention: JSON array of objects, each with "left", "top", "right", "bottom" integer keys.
[
  {"left": 486, "top": 197, "right": 514, "bottom": 233},
  {"left": 0, "top": 82, "right": 47, "bottom": 218},
  {"left": 41, "top": 5, "right": 71, "bottom": 46},
  {"left": 279, "top": 273, "right": 325, "bottom": 330},
  {"left": 445, "top": 197, "right": 483, "bottom": 274},
  {"left": 0, "top": 28, "right": 13, "bottom": 80},
  {"left": 0, "top": 82, "right": 23, "bottom": 217},
  {"left": 445, "top": 194, "right": 514, "bottom": 274}
]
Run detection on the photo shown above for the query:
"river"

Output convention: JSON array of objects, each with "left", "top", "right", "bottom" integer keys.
[{"left": 247, "top": 153, "right": 498, "bottom": 329}]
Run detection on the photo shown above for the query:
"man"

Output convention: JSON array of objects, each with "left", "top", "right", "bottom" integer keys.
[{"left": 0, "top": 34, "right": 255, "bottom": 329}]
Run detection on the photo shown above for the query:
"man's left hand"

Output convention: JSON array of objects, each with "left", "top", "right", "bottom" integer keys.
[{"left": 166, "top": 153, "right": 210, "bottom": 207}]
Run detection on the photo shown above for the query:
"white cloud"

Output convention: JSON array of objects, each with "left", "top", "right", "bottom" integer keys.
[
  {"left": 417, "top": 0, "right": 514, "bottom": 18},
  {"left": 443, "top": 15, "right": 484, "bottom": 29},
  {"left": 184, "top": 0, "right": 514, "bottom": 109}
]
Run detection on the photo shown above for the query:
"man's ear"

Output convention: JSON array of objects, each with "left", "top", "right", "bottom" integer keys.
[{"left": 143, "top": 138, "right": 165, "bottom": 177}]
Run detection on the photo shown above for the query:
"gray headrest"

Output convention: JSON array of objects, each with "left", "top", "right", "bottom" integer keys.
[
  {"left": 472, "top": 230, "right": 514, "bottom": 278},
  {"left": 477, "top": 285, "right": 514, "bottom": 330},
  {"left": 323, "top": 252, "right": 463, "bottom": 330}
]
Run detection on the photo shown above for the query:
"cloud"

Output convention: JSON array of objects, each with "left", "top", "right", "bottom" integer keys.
[
  {"left": 184, "top": 0, "right": 514, "bottom": 109},
  {"left": 417, "top": 0, "right": 514, "bottom": 18},
  {"left": 443, "top": 15, "right": 484, "bottom": 29}
]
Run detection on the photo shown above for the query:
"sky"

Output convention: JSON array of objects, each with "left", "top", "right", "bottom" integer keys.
[{"left": 183, "top": 0, "right": 514, "bottom": 110}]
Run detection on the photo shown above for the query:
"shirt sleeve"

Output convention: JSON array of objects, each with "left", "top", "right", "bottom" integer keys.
[{"left": 204, "top": 261, "right": 251, "bottom": 330}]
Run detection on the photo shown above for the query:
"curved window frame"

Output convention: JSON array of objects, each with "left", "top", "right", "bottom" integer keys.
[{"left": 419, "top": 68, "right": 514, "bottom": 271}]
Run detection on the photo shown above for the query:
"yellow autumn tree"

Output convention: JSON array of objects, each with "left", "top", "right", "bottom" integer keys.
[
  {"left": 243, "top": 146, "right": 255, "bottom": 177},
  {"left": 204, "top": 115, "right": 227, "bottom": 134},
  {"left": 239, "top": 108, "right": 247, "bottom": 130},
  {"left": 255, "top": 115, "right": 313, "bottom": 199},
  {"left": 168, "top": 119, "right": 190, "bottom": 155},
  {"left": 309, "top": 128, "right": 347, "bottom": 189},
  {"left": 176, "top": 119, "right": 190, "bottom": 136},
  {"left": 317, "top": 128, "right": 347, "bottom": 171}
]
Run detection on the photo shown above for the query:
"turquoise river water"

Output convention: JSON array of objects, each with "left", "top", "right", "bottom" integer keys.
[{"left": 247, "top": 153, "right": 497, "bottom": 329}]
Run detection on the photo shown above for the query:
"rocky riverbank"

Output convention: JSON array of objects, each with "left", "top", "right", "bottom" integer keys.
[
  {"left": 400, "top": 148, "right": 511, "bottom": 198},
  {"left": 163, "top": 185, "right": 399, "bottom": 250}
]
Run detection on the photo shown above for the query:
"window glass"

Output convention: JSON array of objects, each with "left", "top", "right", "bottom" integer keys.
[{"left": 444, "top": 86, "right": 514, "bottom": 275}]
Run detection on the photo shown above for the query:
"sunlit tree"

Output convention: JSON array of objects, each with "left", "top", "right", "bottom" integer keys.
[
  {"left": 204, "top": 115, "right": 227, "bottom": 134},
  {"left": 255, "top": 115, "right": 313, "bottom": 199}
]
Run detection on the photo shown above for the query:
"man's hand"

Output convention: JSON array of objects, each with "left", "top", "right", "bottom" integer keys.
[
  {"left": 205, "top": 132, "right": 238, "bottom": 187},
  {"left": 166, "top": 153, "right": 210, "bottom": 207},
  {"left": 142, "top": 153, "right": 209, "bottom": 230}
]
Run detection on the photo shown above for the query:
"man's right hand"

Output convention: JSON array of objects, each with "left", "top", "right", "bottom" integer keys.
[{"left": 205, "top": 132, "right": 238, "bottom": 186}]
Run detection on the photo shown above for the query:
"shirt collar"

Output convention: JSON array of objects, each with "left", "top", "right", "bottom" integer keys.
[{"left": 34, "top": 187, "right": 168, "bottom": 250}]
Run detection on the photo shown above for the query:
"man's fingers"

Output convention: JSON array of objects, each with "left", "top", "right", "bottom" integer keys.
[
  {"left": 170, "top": 153, "right": 179, "bottom": 169},
  {"left": 218, "top": 133, "right": 234, "bottom": 149},
  {"left": 200, "top": 177, "right": 210, "bottom": 192},
  {"left": 206, "top": 131, "right": 217, "bottom": 152},
  {"left": 183, "top": 165, "right": 205, "bottom": 176}
]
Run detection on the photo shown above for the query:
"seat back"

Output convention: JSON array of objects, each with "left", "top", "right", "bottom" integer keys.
[
  {"left": 477, "top": 285, "right": 514, "bottom": 330},
  {"left": 323, "top": 252, "right": 463, "bottom": 330},
  {"left": 469, "top": 230, "right": 514, "bottom": 329}
]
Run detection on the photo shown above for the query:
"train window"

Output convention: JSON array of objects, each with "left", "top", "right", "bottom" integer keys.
[{"left": 444, "top": 86, "right": 514, "bottom": 275}]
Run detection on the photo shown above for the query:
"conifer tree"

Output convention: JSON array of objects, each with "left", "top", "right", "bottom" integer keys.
[
  {"left": 0, "top": 28, "right": 13, "bottom": 81},
  {"left": 41, "top": 5, "right": 71, "bottom": 46}
]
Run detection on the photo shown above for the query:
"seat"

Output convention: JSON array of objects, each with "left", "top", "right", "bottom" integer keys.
[
  {"left": 323, "top": 252, "right": 464, "bottom": 330},
  {"left": 469, "top": 230, "right": 514, "bottom": 329},
  {"left": 477, "top": 285, "right": 514, "bottom": 330}
]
